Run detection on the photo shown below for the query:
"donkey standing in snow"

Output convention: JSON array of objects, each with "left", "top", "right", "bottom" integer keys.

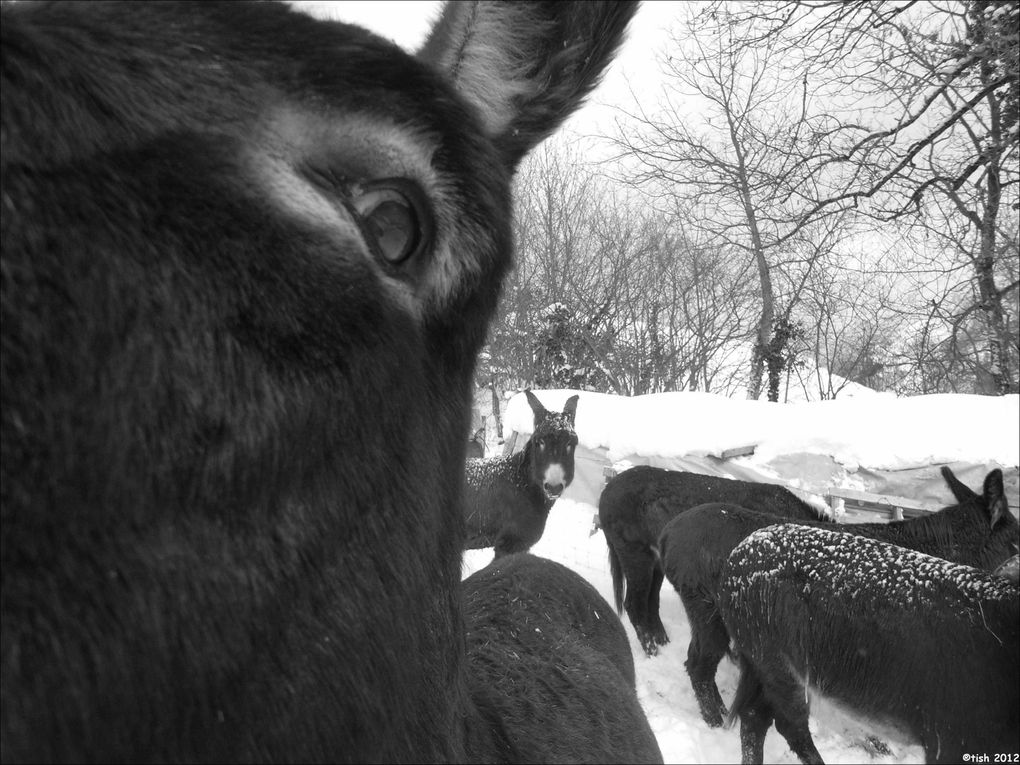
[
  {"left": 599, "top": 465, "right": 827, "bottom": 655},
  {"left": 658, "top": 465, "right": 1019, "bottom": 729},
  {"left": 464, "top": 390, "right": 579, "bottom": 558},
  {"left": 719, "top": 523, "right": 1019, "bottom": 765},
  {"left": 0, "top": 1, "right": 660, "bottom": 762}
]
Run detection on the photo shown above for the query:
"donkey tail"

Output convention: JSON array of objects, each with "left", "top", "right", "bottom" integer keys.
[
  {"left": 607, "top": 541, "right": 625, "bottom": 615},
  {"left": 726, "top": 653, "right": 765, "bottom": 730}
]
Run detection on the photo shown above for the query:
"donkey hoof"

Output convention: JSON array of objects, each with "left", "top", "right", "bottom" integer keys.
[{"left": 639, "top": 637, "right": 660, "bottom": 657}]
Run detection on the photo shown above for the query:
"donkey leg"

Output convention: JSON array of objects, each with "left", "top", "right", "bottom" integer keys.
[
  {"left": 647, "top": 560, "right": 669, "bottom": 648},
  {"left": 761, "top": 674, "right": 824, "bottom": 765},
  {"left": 620, "top": 543, "right": 659, "bottom": 655},
  {"left": 681, "top": 588, "right": 729, "bottom": 727},
  {"left": 736, "top": 699, "right": 773, "bottom": 765},
  {"left": 772, "top": 708, "right": 824, "bottom": 765},
  {"left": 728, "top": 656, "right": 774, "bottom": 765}
]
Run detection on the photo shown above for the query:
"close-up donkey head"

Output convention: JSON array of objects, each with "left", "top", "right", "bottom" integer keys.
[{"left": 0, "top": 1, "right": 638, "bottom": 761}]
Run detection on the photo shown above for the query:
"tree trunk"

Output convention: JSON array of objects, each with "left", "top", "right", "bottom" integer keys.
[
  {"left": 974, "top": 50, "right": 1015, "bottom": 394},
  {"left": 489, "top": 375, "right": 503, "bottom": 440},
  {"left": 974, "top": 168, "right": 1010, "bottom": 393},
  {"left": 728, "top": 120, "right": 774, "bottom": 401}
]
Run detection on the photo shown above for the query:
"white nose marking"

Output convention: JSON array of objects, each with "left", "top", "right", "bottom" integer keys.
[{"left": 544, "top": 463, "right": 566, "bottom": 489}]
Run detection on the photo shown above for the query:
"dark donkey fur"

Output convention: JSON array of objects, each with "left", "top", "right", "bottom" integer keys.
[
  {"left": 598, "top": 465, "right": 826, "bottom": 655},
  {"left": 464, "top": 390, "right": 579, "bottom": 558},
  {"left": 658, "top": 466, "right": 1020, "bottom": 729},
  {"left": 719, "top": 522, "right": 1019, "bottom": 765},
  {"left": 0, "top": 1, "right": 656, "bottom": 762},
  {"left": 462, "top": 553, "right": 661, "bottom": 763}
]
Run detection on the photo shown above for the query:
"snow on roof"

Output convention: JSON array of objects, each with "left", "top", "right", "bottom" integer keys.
[{"left": 506, "top": 389, "right": 1020, "bottom": 472}]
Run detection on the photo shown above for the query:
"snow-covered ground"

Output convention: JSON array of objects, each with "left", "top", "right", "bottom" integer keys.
[{"left": 463, "top": 390, "right": 1020, "bottom": 764}]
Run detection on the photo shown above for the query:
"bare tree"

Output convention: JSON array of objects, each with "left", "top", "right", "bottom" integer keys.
[
  {"left": 881, "top": 207, "right": 1020, "bottom": 393},
  {"left": 607, "top": 5, "right": 857, "bottom": 400},
  {"left": 707, "top": 0, "right": 1019, "bottom": 393},
  {"left": 907, "top": 1, "right": 1019, "bottom": 392},
  {"left": 479, "top": 138, "right": 761, "bottom": 399},
  {"left": 794, "top": 252, "right": 903, "bottom": 397},
  {"left": 709, "top": 1, "right": 1018, "bottom": 215},
  {"left": 604, "top": 0, "right": 1017, "bottom": 398}
]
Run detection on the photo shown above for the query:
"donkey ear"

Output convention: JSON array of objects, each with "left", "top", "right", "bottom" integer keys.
[
  {"left": 524, "top": 389, "right": 548, "bottom": 424},
  {"left": 941, "top": 465, "right": 979, "bottom": 504},
  {"left": 982, "top": 469, "right": 1008, "bottom": 529},
  {"left": 562, "top": 394, "right": 579, "bottom": 423},
  {"left": 993, "top": 554, "right": 1020, "bottom": 585},
  {"left": 418, "top": 1, "right": 638, "bottom": 168}
]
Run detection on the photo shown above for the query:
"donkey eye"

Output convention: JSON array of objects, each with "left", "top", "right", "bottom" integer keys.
[
  {"left": 535, "top": 439, "right": 545, "bottom": 449},
  {"left": 350, "top": 179, "right": 433, "bottom": 265}
]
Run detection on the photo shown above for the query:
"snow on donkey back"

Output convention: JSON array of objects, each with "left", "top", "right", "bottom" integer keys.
[
  {"left": 657, "top": 465, "right": 1020, "bottom": 730},
  {"left": 717, "top": 488, "right": 1019, "bottom": 765}
]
